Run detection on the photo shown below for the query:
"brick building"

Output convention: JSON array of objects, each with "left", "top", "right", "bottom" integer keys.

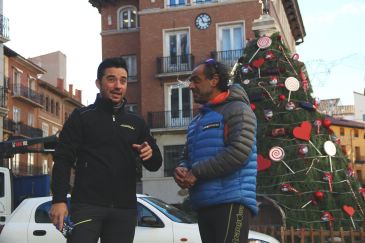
[
  {"left": 89, "top": 0, "right": 305, "bottom": 204},
  {"left": 2, "top": 46, "right": 83, "bottom": 176}
]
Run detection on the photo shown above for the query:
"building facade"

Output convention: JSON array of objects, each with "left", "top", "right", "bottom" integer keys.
[
  {"left": 89, "top": 0, "right": 305, "bottom": 203},
  {"left": 328, "top": 117, "right": 365, "bottom": 185},
  {"left": 2, "top": 47, "right": 83, "bottom": 176}
]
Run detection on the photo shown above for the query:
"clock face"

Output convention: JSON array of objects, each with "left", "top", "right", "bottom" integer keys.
[{"left": 195, "top": 13, "right": 211, "bottom": 30}]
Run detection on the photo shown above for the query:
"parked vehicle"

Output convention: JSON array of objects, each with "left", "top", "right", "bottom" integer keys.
[
  {"left": 0, "top": 135, "right": 58, "bottom": 225},
  {"left": 0, "top": 194, "right": 279, "bottom": 243}
]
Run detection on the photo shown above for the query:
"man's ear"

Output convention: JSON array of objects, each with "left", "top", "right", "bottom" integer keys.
[
  {"left": 210, "top": 74, "right": 220, "bottom": 88},
  {"left": 95, "top": 79, "right": 101, "bottom": 89}
]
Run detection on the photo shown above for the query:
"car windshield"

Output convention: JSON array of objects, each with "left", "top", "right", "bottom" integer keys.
[{"left": 141, "top": 197, "right": 197, "bottom": 224}]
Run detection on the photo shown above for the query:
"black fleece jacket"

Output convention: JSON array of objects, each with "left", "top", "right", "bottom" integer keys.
[{"left": 51, "top": 95, "right": 162, "bottom": 209}]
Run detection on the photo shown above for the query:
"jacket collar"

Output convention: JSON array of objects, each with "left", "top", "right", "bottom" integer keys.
[{"left": 94, "top": 93, "right": 126, "bottom": 114}]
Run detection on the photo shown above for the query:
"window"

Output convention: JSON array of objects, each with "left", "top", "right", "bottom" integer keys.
[
  {"left": 217, "top": 23, "right": 244, "bottom": 67},
  {"left": 45, "top": 96, "right": 49, "bottom": 111},
  {"left": 0, "top": 173, "right": 4, "bottom": 197},
  {"left": 52, "top": 126, "right": 59, "bottom": 135},
  {"left": 192, "top": 0, "right": 214, "bottom": 5},
  {"left": 35, "top": 199, "right": 70, "bottom": 223},
  {"left": 340, "top": 127, "right": 344, "bottom": 136},
  {"left": 28, "top": 113, "right": 34, "bottom": 127},
  {"left": 125, "top": 103, "right": 138, "bottom": 113},
  {"left": 42, "top": 122, "right": 49, "bottom": 137},
  {"left": 167, "top": 84, "right": 192, "bottom": 127},
  {"left": 27, "top": 153, "right": 34, "bottom": 174},
  {"left": 12, "top": 154, "right": 20, "bottom": 174},
  {"left": 12, "top": 67, "right": 22, "bottom": 95},
  {"left": 51, "top": 99, "right": 55, "bottom": 114},
  {"left": 13, "top": 106, "right": 21, "bottom": 123},
  {"left": 56, "top": 102, "right": 60, "bottom": 116},
  {"left": 354, "top": 129, "right": 359, "bottom": 138},
  {"left": 168, "top": 0, "right": 186, "bottom": 7},
  {"left": 122, "top": 55, "right": 137, "bottom": 81},
  {"left": 42, "top": 159, "right": 48, "bottom": 174},
  {"left": 163, "top": 145, "right": 184, "bottom": 177},
  {"left": 119, "top": 7, "right": 137, "bottom": 29},
  {"left": 136, "top": 202, "right": 163, "bottom": 227},
  {"left": 164, "top": 30, "right": 190, "bottom": 72}
]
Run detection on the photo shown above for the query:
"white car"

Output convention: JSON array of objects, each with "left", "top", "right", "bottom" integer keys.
[{"left": 0, "top": 194, "right": 279, "bottom": 243}]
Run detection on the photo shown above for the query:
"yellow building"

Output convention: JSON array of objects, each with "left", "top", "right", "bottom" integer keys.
[{"left": 329, "top": 117, "right": 365, "bottom": 184}]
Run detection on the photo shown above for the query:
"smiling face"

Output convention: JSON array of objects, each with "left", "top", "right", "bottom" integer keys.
[{"left": 95, "top": 67, "right": 128, "bottom": 104}]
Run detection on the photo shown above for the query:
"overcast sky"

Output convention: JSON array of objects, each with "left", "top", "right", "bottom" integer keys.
[{"left": 3, "top": 0, "right": 365, "bottom": 105}]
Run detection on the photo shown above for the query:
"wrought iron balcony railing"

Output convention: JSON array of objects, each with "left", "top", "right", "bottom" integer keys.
[
  {"left": 147, "top": 109, "right": 198, "bottom": 129},
  {"left": 156, "top": 54, "right": 195, "bottom": 74},
  {"left": 12, "top": 84, "right": 42, "bottom": 105},
  {"left": 0, "top": 14, "right": 10, "bottom": 42},
  {"left": 210, "top": 49, "right": 244, "bottom": 68},
  {"left": 3, "top": 118, "right": 43, "bottom": 138}
]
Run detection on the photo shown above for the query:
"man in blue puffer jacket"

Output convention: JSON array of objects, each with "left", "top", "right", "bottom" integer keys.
[{"left": 174, "top": 59, "right": 257, "bottom": 243}]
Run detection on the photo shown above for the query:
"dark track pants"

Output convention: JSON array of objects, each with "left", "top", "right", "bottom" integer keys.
[
  {"left": 197, "top": 203, "right": 251, "bottom": 243},
  {"left": 67, "top": 203, "right": 136, "bottom": 243}
]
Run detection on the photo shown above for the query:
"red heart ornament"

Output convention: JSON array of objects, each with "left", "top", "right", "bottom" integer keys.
[
  {"left": 342, "top": 205, "right": 355, "bottom": 217},
  {"left": 293, "top": 121, "right": 312, "bottom": 141},
  {"left": 252, "top": 58, "right": 265, "bottom": 68},
  {"left": 257, "top": 154, "right": 271, "bottom": 171}
]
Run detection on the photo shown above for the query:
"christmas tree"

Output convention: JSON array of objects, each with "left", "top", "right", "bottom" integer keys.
[{"left": 231, "top": 32, "right": 365, "bottom": 230}]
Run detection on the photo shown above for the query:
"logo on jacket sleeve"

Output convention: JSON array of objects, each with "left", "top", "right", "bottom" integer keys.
[
  {"left": 120, "top": 124, "right": 135, "bottom": 130},
  {"left": 202, "top": 122, "right": 220, "bottom": 130}
]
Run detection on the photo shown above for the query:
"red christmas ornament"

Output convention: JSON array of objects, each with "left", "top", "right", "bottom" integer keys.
[
  {"left": 278, "top": 83, "right": 285, "bottom": 88},
  {"left": 314, "top": 191, "right": 325, "bottom": 201},
  {"left": 298, "top": 144, "right": 308, "bottom": 156},
  {"left": 265, "top": 51, "right": 275, "bottom": 60},
  {"left": 278, "top": 94, "right": 286, "bottom": 101},
  {"left": 250, "top": 103, "right": 256, "bottom": 111},
  {"left": 322, "top": 118, "right": 332, "bottom": 128}
]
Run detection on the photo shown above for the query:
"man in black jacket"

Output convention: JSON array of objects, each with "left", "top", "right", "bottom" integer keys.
[{"left": 50, "top": 57, "right": 162, "bottom": 243}]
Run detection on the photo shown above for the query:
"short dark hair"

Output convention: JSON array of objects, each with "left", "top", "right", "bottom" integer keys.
[
  {"left": 97, "top": 57, "right": 128, "bottom": 81},
  {"left": 202, "top": 59, "right": 229, "bottom": 91}
]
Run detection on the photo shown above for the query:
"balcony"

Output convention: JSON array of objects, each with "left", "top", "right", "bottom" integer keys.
[
  {"left": 147, "top": 109, "right": 198, "bottom": 129},
  {"left": 210, "top": 49, "right": 244, "bottom": 68},
  {"left": 0, "top": 14, "right": 10, "bottom": 43},
  {"left": 3, "top": 118, "right": 43, "bottom": 138},
  {"left": 0, "top": 86, "right": 7, "bottom": 108},
  {"left": 355, "top": 156, "right": 365, "bottom": 164},
  {"left": 12, "top": 84, "right": 43, "bottom": 107},
  {"left": 156, "top": 54, "right": 195, "bottom": 77}
]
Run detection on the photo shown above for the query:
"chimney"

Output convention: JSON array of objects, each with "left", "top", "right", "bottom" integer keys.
[
  {"left": 57, "top": 78, "right": 64, "bottom": 91},
  {"left": 75, "top": 89, "right": 82, "bottom": 103},
  {"left": 69, "top": 84, "right": 73, "bottom": 96}
]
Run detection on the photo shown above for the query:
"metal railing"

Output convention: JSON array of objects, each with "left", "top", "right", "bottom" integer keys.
[
  {"left": 12, "top": 84, "right": 42, "bottom": 105},
  {"left": 147, "top": 109, "right": 198, "bottom": 129},
  {"left": 0, "top": 14, "right": 10, "bottom": 41},
  {"left": 156, "top": 54, "right": 195, "bottom": 74},
  {"left": 210, "top": 49, "right": 244, "bottom": 68},
  {"left": 3, "top": 118, "right": 43, "bottom": 138}
]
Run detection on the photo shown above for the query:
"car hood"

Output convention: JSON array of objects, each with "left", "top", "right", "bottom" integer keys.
[{"left": 172, "top": 222, "right": 202, "bottom": 243}]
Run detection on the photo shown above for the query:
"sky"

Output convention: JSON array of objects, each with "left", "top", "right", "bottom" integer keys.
[{"left": 3, "top": 0, "right": 365, "bottom": 106}]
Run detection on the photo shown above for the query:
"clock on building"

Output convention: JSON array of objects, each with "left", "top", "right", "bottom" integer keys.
[{"left": 195, "top": 13, "right": 211, "bottom": 30}]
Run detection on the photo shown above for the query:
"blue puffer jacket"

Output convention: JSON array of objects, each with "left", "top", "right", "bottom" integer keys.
[{"left": 181, "top": 84, "right": 258, "bottom": 215}]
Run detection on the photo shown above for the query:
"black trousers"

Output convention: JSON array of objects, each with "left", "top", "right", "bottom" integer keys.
[
  {"left": 67, "top": 203, "right": 137, "bottom": 243},
  {"left": 197, "top": 203, "right": 251, "bottom": 243}
]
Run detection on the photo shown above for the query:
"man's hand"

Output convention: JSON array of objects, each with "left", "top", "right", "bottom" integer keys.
[
  {"left": 184, "top": 170, "right": 197, "bottom": 188},
  {"left": 174, "top": 167, "right": 188, "bottom": 188},
  {"left": 50, "top": 202, "right": 68, "bottom": 231},
  {"left": 132, "top": 141, "right": 152, "bottom": 161}
]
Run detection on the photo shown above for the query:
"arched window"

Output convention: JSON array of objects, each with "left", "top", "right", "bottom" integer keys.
[{"left": 119, "top": 7, "right": 137, "bottom": 30}]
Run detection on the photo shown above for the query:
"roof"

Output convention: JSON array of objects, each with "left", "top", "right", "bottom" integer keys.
[{"left": 327, "top": 116, "right": 365, "bottom": 129}]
